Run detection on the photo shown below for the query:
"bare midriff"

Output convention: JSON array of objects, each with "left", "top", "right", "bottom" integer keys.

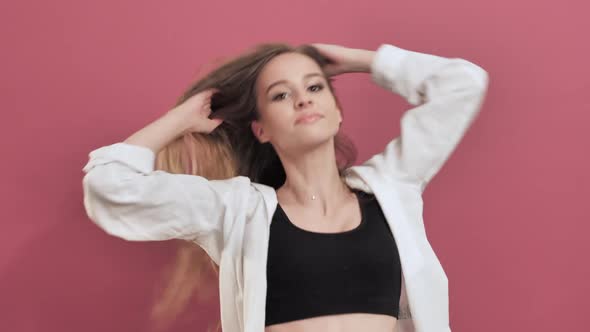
[{"left": 265, "top": 313, "right": 397, "bottom": 332}]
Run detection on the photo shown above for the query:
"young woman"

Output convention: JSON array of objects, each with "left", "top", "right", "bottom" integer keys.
[{"left": 82, "top": 42, "right": 488, "bottom": 332}]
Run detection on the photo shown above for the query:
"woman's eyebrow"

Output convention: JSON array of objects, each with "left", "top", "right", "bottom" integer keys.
[{"left": 265, "top": 73, "right": 323, "bottom": 94}]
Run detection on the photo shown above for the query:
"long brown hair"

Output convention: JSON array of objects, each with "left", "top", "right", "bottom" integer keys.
[{"left": 150, "top": 43, "right": 357, "bottom": 331}]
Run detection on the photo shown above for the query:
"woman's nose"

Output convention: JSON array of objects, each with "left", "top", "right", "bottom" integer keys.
[{"left": 296, "top": 98, "right": 312, "bottom": 109}]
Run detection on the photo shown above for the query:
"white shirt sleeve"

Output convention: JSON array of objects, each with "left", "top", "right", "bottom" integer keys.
[
  {"left": 81, "top": 142, "right": 257, "bottom": 247},
  {"left": 363, "top": 44, "right": 489, "bottom": 192}
]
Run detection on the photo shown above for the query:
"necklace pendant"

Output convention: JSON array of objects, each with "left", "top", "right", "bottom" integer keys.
[{"left": 311, "top": 195, "right": 316, "bottom": 200}]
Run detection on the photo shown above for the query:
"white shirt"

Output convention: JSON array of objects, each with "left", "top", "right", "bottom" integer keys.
[{"left": 82, "top": 43, "right": 488, "bottom": 332}]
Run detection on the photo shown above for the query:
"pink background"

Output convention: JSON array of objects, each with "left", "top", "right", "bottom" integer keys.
[{"left": 2, "top": 0, "right": 589, "bottom": 331}]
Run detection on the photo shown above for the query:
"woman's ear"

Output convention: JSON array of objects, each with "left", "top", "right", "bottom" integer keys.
[
  {"left": 251, "top": 120, "right": 270, "bottom": 143},
  {"left": 334, "top": 97, "right": 344, "bottom": 125}
]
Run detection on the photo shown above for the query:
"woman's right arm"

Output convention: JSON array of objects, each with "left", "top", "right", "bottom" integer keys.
[
  {"left": 81, "top": 90, "right": 253, "bottom": 246},
  {"left": 123, "top": 88, "right": 222, "bottom": 153}
]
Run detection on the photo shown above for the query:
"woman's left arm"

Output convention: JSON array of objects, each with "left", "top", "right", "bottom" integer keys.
[{"left": 313, "top": 43, "right": 489, "bottom": 192}]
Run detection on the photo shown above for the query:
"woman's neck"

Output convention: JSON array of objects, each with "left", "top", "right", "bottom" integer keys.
[{"left": 277, "top": 141, "right": 352, "bottom": 215}]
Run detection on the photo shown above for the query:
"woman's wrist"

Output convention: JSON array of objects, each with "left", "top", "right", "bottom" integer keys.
[
  {"left": 166, "top": 106, "right": 195, "bottom": 136},
  {"left": 124, "top": 107, "right": 192, "bottom": 153},
  {"left": 348, "top": 49, "right": 376, "bottom": 73}
]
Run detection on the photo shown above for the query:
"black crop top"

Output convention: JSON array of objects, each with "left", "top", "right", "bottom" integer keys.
[{"left": 265, "top": 190, "right": 402, "bottom": 326}]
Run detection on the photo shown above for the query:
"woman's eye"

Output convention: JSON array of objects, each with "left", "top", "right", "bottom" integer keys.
[
  {"left": 272, "top": 92, "right": 287, "bottom": 101},
  {"left": 309, "top": 84, "right": 324, "bottom": 92},
  {"left": 271, "top": 84, "right": 323, "bottom": 102}
]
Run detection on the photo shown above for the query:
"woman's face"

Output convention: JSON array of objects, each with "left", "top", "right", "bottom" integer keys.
[{"left": 253, "top": 52, "right": 342, "bottom": 153}]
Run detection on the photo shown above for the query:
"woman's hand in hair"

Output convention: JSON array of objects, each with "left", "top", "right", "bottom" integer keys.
[
  {"left": 311, "top": 43, "right": 376, "bottom": 77},
  {"left": 173, "top": 88, "right": 223, "bottom": 134}
]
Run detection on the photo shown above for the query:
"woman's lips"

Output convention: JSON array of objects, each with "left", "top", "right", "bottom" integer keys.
[{"left": 295, "top": 113, "right": 323, "bottom": 125}]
